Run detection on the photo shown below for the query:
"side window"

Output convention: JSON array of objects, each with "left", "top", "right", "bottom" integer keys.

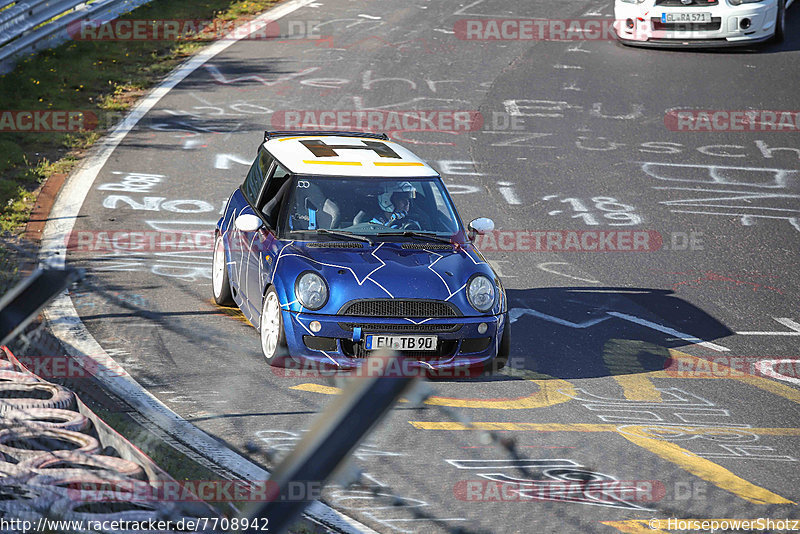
[
  {"left": 258, "top": 150, "right": 274, "bottom": 177},
  {"left": 260, "top": 163, "right": 292, "bottom": 229},
  {"left": 242, "top": 150, "right": 273, "bottom": 204},
  {"left": 272, "top": 162, "right": 290, "bottom": 182},
  {"left": 259, "top": 163, "right": 290, "bottom": 207}
]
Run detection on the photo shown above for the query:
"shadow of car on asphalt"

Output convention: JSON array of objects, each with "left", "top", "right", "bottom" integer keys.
[{"left": 450, "top": 286, "right": 733, "bottom": 383}]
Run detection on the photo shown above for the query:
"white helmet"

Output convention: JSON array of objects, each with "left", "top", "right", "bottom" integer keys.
[{"left": 378, "top": 181, "right": 416, "bottom": 212}]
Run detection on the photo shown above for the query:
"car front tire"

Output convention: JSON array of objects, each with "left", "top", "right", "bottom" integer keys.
[
  {"left": 212, "top": 234, "right": 234, "bottom": 306},
  {"left": 261, "top": 287, "right": 289, "bottom": 367},
  {"left": 774, "top": 0, "right": 786, "bottom": 42}
]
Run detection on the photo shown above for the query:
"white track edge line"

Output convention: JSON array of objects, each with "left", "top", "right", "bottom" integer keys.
[{"left": 38, "top": 1, "right": 377, "bottom": 532}]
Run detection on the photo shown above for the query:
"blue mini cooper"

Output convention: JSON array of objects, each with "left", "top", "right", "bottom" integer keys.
[{"left": 212, "top": 131, "right": 509, "bottom": 374}]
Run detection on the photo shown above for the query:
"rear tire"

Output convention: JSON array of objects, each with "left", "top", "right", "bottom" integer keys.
[
  {"left": 261, "top": 288, "right": 289, "bottom": 367},
  {"left": 774, "top": 0, "right": 786, "bottom": 43},
  {"left": 212, "top": 234, "right": 234, "bottom": 306}
]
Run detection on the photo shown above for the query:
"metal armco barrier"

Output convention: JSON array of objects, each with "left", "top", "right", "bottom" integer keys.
[{"left": 0, "top": 0, "right": 153, "bottom": 74}]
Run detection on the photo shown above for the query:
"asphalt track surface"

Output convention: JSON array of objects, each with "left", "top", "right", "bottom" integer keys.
[{"left": 62, "top": 0, "right": 799, "bottom": 532}]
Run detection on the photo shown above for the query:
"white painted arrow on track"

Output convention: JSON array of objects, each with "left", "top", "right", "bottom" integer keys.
[
  {"left": 510, "top": 308, "right": 729, "bottom": 352},
  {"left": 214, "top": 153, "right": 250, "bottom": 170},
  {"left": 737, "top": 318, "right": 800, "bottom": 336}
]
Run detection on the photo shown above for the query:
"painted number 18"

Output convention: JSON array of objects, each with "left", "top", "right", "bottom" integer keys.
[{"left": 559, "top": 196, "right": 641, "bottom": 226}]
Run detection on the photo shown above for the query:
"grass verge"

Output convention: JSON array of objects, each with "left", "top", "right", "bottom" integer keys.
[{"left": 0, "top": 0, "right": 279, "bottom": 234}]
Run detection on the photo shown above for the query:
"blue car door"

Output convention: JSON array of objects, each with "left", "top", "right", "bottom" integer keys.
[
  {"left": 241, "top": 154, "right": 293, "bottom": 326},
  {"left": 230, "top": 150, "right": 271, "bottom": 323}
]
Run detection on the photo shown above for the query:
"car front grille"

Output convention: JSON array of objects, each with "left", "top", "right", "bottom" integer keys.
[
  {"left": 338, "top": 323, "right": 462, "bottom": 333},
  {"left": 339, "top": 299, "right": 461, "bottom": 318},
  {"left": 652, "top": 17, "right": 722, "bottom": 31}
]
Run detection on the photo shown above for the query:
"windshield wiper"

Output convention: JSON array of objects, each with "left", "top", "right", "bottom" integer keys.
[
  {"left": 314, "top": 229, "right": 373, "bottom": 245},
  {"left": 379, "top": 231, "right": 453, "bottom": 244}
]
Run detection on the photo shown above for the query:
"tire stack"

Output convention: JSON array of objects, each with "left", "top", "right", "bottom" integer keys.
[{"left": 0, "top": 347, "right": 220, "bottom": 533}]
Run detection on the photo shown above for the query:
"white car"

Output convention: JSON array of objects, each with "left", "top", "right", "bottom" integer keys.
[{"left": 615, "top": 0, "right": 791, "bottom": 46}]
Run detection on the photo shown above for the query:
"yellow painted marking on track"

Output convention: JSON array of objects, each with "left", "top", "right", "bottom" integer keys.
[
  {"left": 734, "top": 375, "right": 800, "bottom": 404},
  {"left": 602, "top": 519, "right": 795, "bottom": 534},
  {"left": 290, "top": 383, "right": 342, "bottom": 395},
  {"left": 411, "top": 421, "right": 798, "bottom": 505},
  {"left": 292, "top": 378, "right": 575, "bottom": 409},
  {"left": 614, "top": 374, "right": 663, "bottom": 401},
  {"left": 373, "top": 161, "right": 425, "bottom": 167},
  {"left": 421, "top": 379, "right": 575, "bottom": 409},
  {"left": 302, "top": 160, "right": 362, "bottom": 166},
  {"left": 408, "top": 421, "right": 800, "bottom": 436},
  {"left": 408, "top": 421, "right": 615, "bottom": 432},
  {"left": 603, "top": 340, "right": 666, "bottom": 401},
  {"left": 209, "top": 300, "right": 254, "bottom": 326},
  {"left": 619, "top": 427, "right": 794, "bottom": 505},
  {"left": 664, "top": 350, "right": 800, "bottom": 404},
  {"left": 745, "top": 426, "right": 800, "bottom": 436},
  {"left": 292, "top": 383, "right": 416, "bottom": 403},
  {"left": 601, "top": 520, "right": 667, "bottom": 534}
]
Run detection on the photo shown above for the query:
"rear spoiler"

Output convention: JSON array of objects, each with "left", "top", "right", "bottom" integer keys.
[{"left": 264, "top": 130, "right": 389, "bottom": 141}]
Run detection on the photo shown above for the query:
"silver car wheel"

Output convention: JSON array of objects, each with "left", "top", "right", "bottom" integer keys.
[
  {"left": 261, "top": 291, "right": 281, "bottom": 359},
  {"left": 212, "top": 236, "right": 226, "bottom": 299}
]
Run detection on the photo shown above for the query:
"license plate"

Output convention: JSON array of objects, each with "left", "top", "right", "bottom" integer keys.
[
  {"left": 661, "top": 12, "right": 712, "bottom": 23},
  {"left": 364, "top": 335, "right": 437, "bottom": 351}
]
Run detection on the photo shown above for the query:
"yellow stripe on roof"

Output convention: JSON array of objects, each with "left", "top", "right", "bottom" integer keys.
[
  {"left": 302, "top": 160, "right": 363, "bottom": 166},
  {"left": 373, "top": 162, "right": 425, "bottom": 167}
]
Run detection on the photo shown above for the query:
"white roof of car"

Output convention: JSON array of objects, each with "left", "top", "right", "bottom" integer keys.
[{"left": 263, "top": 135, "right": 440, "bottom": 178}]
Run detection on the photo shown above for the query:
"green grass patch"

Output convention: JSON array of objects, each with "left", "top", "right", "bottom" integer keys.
[{"left": 0, "top": 0, "right": 278, "bottom": 234}]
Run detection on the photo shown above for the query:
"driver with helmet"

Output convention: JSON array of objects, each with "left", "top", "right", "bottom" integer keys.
[{"left": 370, "top": 182, "right": 417, "bottom": 228}]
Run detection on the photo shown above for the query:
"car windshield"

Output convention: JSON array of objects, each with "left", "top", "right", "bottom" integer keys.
[{"left": 282, "top": 176, "right": 464, "bottom": 240}]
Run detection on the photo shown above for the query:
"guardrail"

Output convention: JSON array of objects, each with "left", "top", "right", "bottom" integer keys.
[{"left": 0, "top": 0, "right": 153, "bottom": 75}]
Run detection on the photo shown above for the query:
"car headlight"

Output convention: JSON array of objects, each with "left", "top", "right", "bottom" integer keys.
[
  {"left": 467, "top": 275, "right": 495, "bottom": 313},
  {"left": 619, "top": 0, "right": 646, "bottom": 4},
  {"left": 730, "top": 0, "right": 763, "bottom": 4},
  {"left": 296, "top": 272, "right": 328, "bottom": 310}
]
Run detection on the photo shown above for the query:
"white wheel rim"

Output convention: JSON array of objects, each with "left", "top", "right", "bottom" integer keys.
[
  {"left": 261, "top": 292, "right": 281, "bottom": 358},
  {"left": 212, "top": 236, "right": 225, "bottom": 298}
]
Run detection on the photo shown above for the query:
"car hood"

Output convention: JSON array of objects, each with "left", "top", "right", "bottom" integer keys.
[{"left": 275, "top": 240, "right": 501, "bottom": 316}]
